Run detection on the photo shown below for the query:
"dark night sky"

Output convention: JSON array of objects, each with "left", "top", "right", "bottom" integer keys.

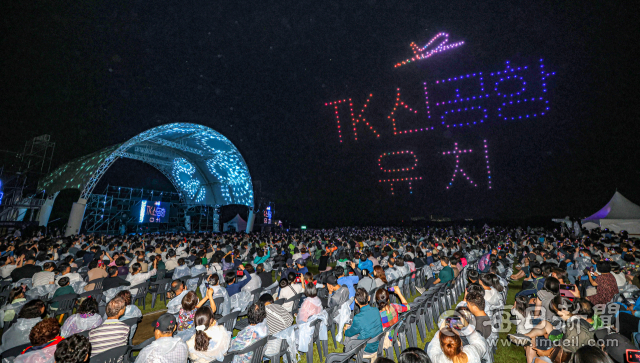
[{"left": 1, "top": 1, "right": 639, "bottom": 227}]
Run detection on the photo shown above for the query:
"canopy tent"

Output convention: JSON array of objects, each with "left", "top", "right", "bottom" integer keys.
[
  {"left": 582, "top": 191, "right": 640, "bottom": 235},
  {"left": 223, "top": 214, "right": 246, "bottom": 232}
]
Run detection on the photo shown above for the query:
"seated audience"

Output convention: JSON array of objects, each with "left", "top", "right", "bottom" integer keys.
[
  {"left": 89, "top": 297, "right": 130, "bottom": 357},
  {"left": 54, "top": 333, "right": 92, "bottom": 363},
  {"left": 186, "top": 306, "right": 231, "bottom": 363},
  {"left": 136, "top": 313, "right": 189, "bottom": 363},
  {"left": 60, "top": 297, "right": 103, "bottom": 337},
  {"left": 0, "top": 299, "right": 46, "bottom": 351},
  {"left": 15, "top": 318, "right": 64, "bottom": 363},
  {"left": 229, "top": 302, "right": 269, "bottom": 363}
]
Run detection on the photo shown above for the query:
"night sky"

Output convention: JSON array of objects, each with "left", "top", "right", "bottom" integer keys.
[{"left": 1, "top": 1, "right": 638, "bottom": 227}]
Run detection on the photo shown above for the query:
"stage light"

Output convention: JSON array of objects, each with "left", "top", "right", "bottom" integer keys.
[{"left": 139, "top": 200, "right": 147, "bottom": 223}]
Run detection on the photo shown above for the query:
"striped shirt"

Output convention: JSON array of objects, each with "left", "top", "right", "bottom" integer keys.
[
  {"left": 32, "top": 271, "right": 55, "bottom": 287},
  {"left": 89, "top": 319, "right": 130, "bottom": 356}
]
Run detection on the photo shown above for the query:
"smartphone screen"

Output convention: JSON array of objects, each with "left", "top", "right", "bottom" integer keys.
[{"left": 627, "top": 350, "right": 640, "bottom": 363}]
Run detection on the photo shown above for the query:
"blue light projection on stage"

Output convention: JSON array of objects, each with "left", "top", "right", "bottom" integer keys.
[
  {"left": 172, "top": 158, "right": 206, "bottom": 201},
  {"left": 206, "top": 152, "right": 253, "bottom": 207}
]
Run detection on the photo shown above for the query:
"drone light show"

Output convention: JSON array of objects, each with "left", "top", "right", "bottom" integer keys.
[{"left": 325, "top": 32, "right": 555, "bottom": 195}]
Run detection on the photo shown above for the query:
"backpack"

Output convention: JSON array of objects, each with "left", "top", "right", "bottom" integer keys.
[{"left": 478, "top": 253, "right": 492, "bottom": 273}]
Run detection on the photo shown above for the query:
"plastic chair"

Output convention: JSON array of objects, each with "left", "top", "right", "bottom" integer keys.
[
  {"left": 130, "top": 281, "right": 150, "bottom": 310},
  {"left": 149, "top": 278, "right": 172, "bottom": 308},
  {"left": 221, "top": 336, "right": 269, "bottom": 363},
  {"left": 304, "top": 318, "right": 327, "bottom": 363},
  {"left": 49, "top": 293, "right": 79, "bottom": 321},
  {"left": 361, "top": 328, "right": 391, "bottom": 363},
  {"left": 217, "top": 310, "right": 240, "bottom": 332},
  {"left": 0, "top": 289, "right": 11, "bottom": 308},
  {"left": 87, "top": 277, "right": 105, "bottom": 291},
  {"left": 326, "top": 305, "right": 339, "bottom": 349},
  {"left": 0, "top": 280, "right": 13, "bottom": 292},
  {"left": 403, "top": 309, "right": 419, "bottom": 348},
  {"left": 128, "top": 336, "right": 154, "bottom": 361},
  {"left": 212, "top": 296, "right": 225, "bottom": 312},
  {"left": 79, "top": 289, "right": 103, "bottom": 304},
  {"left": 0, "top": 342, "right": 30, "bottom": 360},
  {"left": 264, "top": 336, "right": 294, "bottom": 363},
  {"left": 325, "top": 339, "right": 367, "bottom": 363},
  {"left": 121, "top": 317, "right": 141, "bottom": 345},
  {"left": 1, "top": 315, "right": 17, "bottom": 336},
  {"left": 287, "top": 292, "right": 305, "bottom": 315},
  {"left": 250, "top": 287, "right": 264, "bottom": 303},
  {"left": 90, "top": 344, "right": 130, "bottom": 363},
  {"left": 76, "top": 329, "right": 91, "bottom": 339}
]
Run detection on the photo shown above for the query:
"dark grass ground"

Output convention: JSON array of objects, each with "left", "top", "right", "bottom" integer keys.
[{"left": 3, "top": 264, "right": 528, "bottom": 362}]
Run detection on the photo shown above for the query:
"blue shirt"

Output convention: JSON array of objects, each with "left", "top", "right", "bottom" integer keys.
[
  {"left": 297, "top": 266, "right": 308, "bottom": 275},
  {"left": 337, "top": 275, "right": 359, "bottom": 310},
  {"left": 358, "top": 259, "right": 374, "bottom": 274},
  {"left": 226, "top": 274, "right": 252, "bottom": 297}
]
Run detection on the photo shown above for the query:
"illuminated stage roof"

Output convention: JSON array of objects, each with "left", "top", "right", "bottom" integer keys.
[{"left": 38, "top": 123, "right": 253, "bottom": 207}]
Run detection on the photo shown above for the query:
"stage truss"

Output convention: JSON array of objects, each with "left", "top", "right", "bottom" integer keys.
[{"left": 83, "top": 185, "right": 220, "bottom": 235}]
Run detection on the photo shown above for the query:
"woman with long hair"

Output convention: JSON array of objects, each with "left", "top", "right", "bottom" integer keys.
[
  {"left": 426, "top": 321, "right": 487, "bottom": 363},
  {"left": 373, "top": 265, "right": 387, "bottom": 287},
  {"left": 375, "top": 286, "right": 409, "bottom": 348},
  {"left": 510, "top": 295, "right": 534, "bottom": 334},
  {"left": 186, "top": 306, "right": 231, "bottom": 363},
  {"left": 519, "top": 296, "right": 594, "bottom": 363}
]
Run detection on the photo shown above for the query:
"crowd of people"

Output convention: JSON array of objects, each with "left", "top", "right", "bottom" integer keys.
[{"left": 0, "top": 225, "right": 638, "bottom": 363}]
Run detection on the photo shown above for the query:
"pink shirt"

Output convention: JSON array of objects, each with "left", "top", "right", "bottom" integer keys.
[{"left": 297, "top": 297, "right": 322, "bottom": 322}]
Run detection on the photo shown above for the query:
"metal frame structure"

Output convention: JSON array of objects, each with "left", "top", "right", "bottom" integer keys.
[
  {"left": 37, "top": 123, "right": 253, "bottom": 235},
  {"left": 83, "top": 185, "right": 219, "bottom": 235},
  {"left": 0, "top": 135, "right": 55, "bottom": 225}
]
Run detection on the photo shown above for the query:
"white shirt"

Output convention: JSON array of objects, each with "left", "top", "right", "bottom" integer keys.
[
  {"left": 1, "top": 264, "right": 16, "bottom": 279},
  {"left": 612, "top": 272, "right": 627, "bottom": 288},
  {"left": 276, "top": 283, "right": 303, "bottom": 312},
  {"left": 56, "top": 272, "right": 83, "bottom": 284},
  {"left": 32, "top": 271, "right": 55, "bottom": 287},
  {"left": 126, "top": 269, "right": 157, "bottom": 294},
  {"left": 427, "top": 330, "right": 487, "bottom": 363}
]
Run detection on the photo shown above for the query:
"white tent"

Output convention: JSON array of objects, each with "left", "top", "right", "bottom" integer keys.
[
  {"left": 582, "top": 191, "right": 640, "bottom": 235},
  {"left": 223, "top": 214, "right": 247, "bottom": 232}
]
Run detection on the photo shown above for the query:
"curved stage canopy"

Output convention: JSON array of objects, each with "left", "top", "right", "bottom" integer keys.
[{"left": 38, "top": 123, "right": 254, "bottom": 235}]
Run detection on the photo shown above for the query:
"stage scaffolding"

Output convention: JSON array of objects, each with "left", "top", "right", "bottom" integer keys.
[{"left": 83, "top": 185, "right": 220, "bottom": 235}]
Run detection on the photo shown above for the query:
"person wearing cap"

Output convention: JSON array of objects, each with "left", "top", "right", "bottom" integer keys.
[
  {"left": 295, "top": 258, "right": 308, "bottom": 275},
  {"left": 323, "top": 275, "right": 350, "bottom": 311},
  {"left": 136, "top": 313, "right": 189, "bottom": 363}
]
